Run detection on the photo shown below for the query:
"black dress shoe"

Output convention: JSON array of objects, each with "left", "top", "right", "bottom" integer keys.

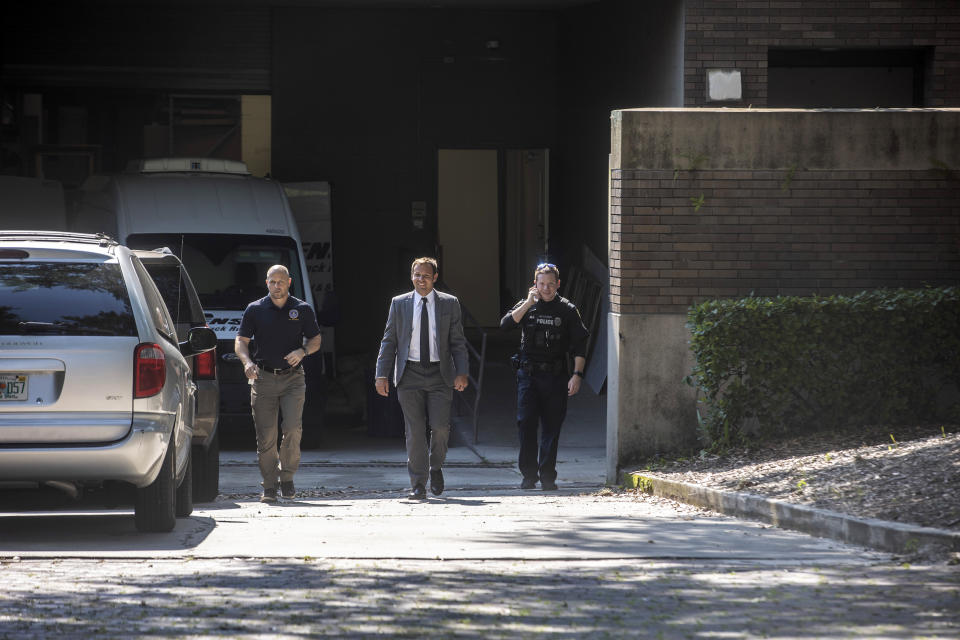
[
  {"left": 408, "top": 484, "right": 427, "bottom": 500},
  {"left": 541, "top": 479, "right": 558, "bottom": 491},
  {"left": 430, "top": 469, "right": 444, "bottom": 496},
  {"left": 520, "top": 477, "right": 538, "bottom": 490}
]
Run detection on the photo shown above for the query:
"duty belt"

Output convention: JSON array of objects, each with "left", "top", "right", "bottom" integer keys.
[{"left": 513, "top": 356, "right": 565, "bottom": 375}]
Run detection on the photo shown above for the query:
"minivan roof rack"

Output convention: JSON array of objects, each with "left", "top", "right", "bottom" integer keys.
[
  {"left": 0, "top": 230, "right": 117, "bottom": 247},
  {"left": 125, "top": 158, "right": 251, "bottom": 175}
]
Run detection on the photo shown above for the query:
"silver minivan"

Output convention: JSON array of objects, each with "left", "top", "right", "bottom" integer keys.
[{"left": 0, "top": 231, "right": 217, "bottom": 532}]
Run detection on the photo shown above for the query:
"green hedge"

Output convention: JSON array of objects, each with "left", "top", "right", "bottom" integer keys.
[{"left": 684, "top": 287, "right": 960, "bottom": 451}]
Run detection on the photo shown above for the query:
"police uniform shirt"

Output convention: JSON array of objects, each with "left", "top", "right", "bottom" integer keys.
[
  {"left": 238, "top": 295, "right": 321, "bottom": 370},
  {"left": 500, "top": 295, "right": 589, "bottom": 362}
]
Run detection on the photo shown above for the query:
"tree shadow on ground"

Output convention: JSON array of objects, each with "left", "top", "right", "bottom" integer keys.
[{"left": 2, "top": 558, "right": 956, "bottom": 638}]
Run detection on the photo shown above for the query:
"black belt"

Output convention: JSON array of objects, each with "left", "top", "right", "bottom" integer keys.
[
  {"left": 256, "top": 363, "right": 301, "bottom": 375},
  {"left": 407, "top": 359, "right": 439, "bottom": 366}
]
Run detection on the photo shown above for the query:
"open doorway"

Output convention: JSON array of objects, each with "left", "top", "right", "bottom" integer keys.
[{"left": 504, "top": 148, "right": 549, "bottom": 306}]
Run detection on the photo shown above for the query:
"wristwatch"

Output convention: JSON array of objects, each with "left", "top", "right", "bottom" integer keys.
[{"left": 573, "top": 370, "right": 584, "bottom": 377}]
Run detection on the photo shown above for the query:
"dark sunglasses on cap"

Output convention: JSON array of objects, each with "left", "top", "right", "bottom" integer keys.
[{"left": 536, "top": 262, "right": 557, "bottom": 270}]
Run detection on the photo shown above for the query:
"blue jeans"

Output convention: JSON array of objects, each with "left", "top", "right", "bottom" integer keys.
[{"left": 516, "top": 369, "right": 568, "bottom": 484}]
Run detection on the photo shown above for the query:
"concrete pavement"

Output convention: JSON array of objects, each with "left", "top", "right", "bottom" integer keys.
[{"left": 0, "top": 490, "right": 881, "bottom": 562}]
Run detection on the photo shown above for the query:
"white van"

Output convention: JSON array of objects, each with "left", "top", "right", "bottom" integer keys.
[{"left": 74, "top": 158, "right": 323, "bottom": 444}]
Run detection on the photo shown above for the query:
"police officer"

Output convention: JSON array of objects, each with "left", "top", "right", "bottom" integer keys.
[
  {"left": 500, "top": 263, "right": 589, "bottom": 490},
  {"left": 235, "top": 265, "right": 322, "bottom": 503}
]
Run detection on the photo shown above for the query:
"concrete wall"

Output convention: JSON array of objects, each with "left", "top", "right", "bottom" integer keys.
[
  {"left": 608, "top": 108, "right": 960, "bottom": 480},
  {"left": 606, "top": 312, "right": 698, "bottom": 481},
  {"left": 615, "top": 108, "right": 960, "bottom": 171}
]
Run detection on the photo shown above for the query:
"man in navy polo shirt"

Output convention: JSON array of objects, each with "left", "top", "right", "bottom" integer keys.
[{"left": 235, "top": 265, "right": 322, "bottom": 503}]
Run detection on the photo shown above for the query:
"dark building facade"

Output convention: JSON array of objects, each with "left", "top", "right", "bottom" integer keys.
[{"left": 2, "top": 0, "right": 683, "bottom": 354}]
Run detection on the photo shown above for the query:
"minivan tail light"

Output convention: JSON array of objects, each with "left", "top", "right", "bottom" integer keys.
[
  {"left": 135, "top": 343, "right": 166, "bottom": 398},
  {"left": 195, "top": 347, "right": 216, "bottom": 380}
]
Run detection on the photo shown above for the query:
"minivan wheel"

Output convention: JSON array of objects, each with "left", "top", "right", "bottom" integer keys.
[
  {"left": 175, "top": 449, "right": 193, "bottom": 517},
  {"left": 135, "top": 442, "right": 176, "bottom": 532},
  {"left": 192, "top": 430, "right": 220, "bottom": 503}
]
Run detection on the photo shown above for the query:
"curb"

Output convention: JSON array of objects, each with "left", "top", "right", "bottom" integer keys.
[{"left": 625, "top": 472, "right": 960, "bottom": 557}]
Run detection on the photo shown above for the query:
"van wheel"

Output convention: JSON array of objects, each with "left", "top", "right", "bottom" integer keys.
[
  {"left": 192, "top": 430, "right": 220, "bottom": 503},
  {"left": 135, "top": 442, "right": 176, "bottom": 532},
  {"left": 175, "top": 449, "right": 193, "bottom": 517}
]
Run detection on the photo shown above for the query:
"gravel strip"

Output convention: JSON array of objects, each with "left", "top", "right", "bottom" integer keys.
[{"left": 629, "top": 425, "right": 960, "bottom": 532}]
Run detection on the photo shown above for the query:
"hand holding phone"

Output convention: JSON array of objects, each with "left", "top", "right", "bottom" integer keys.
[{"left": 526, "top": 286, "right": 539, "bottom": 305}]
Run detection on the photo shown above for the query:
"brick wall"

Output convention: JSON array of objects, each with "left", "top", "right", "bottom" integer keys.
[
  {"left": 685, "top": 0, "right": 960, "bottom": 107},
  {"left": 610, "top": 168, "right": 960, "bottom": 313}
]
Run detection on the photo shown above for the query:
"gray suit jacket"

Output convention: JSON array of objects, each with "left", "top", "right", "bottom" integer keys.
[{"left": 376, "top": 290, "right": 469, "bottom": 387}]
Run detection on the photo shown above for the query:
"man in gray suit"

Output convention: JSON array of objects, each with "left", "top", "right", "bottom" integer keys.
[{"left": 375, "top": 257, "right": 469, "bottom": 500}]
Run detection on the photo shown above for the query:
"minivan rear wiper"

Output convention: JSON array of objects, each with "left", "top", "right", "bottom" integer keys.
[
  {"left": 17, "top": 321, "right": 113, "bottom": 336},
  {"left": 18, "top": 321, "right": 69, "bottom": 333}
]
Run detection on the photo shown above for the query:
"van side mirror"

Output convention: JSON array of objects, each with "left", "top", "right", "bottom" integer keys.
[{"left": 181, "top": 326, "right": 217, "bottom": 356}]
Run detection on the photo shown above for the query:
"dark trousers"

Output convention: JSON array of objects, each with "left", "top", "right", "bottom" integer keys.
[
  {"left": 516, "top": 369, "right": 568, "bottom": 484},
  {"left": 397, "top": 361, "right": 452, "bottom": 489}
]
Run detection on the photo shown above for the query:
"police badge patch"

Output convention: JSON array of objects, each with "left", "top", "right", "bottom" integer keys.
[
  {"left": 554, "top": 317, "right": 562, "bottom": 326},
  {"left": 289, "top": 309, "right": 299, "bottom": 320}
]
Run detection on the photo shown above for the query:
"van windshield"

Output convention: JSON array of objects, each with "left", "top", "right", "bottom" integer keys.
[{"left": 126, "top": 234, "right": 306, "bottom": 310}]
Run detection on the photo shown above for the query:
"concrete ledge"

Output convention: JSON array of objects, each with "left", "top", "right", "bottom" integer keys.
[{"left": 625, "top": 472, "right": 960, "bottom": 557}]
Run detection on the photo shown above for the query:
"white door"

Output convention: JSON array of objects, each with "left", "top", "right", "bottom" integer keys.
[{"left": 437, "top": 149, "right": 500, "bottom": 327}]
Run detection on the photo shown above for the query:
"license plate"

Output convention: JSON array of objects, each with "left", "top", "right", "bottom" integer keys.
[{"left": 0, "top": 374, "right": 28, "bottom": 401}]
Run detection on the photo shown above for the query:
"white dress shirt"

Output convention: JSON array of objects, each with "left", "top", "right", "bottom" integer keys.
[{"left": 408, "top": 290, "right": 438, "bottom": 362}]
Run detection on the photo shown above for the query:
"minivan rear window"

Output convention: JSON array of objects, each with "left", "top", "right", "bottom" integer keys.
[
  {"left": 126, "top": 234, "right": 307, "bottom": 310},
  {"left": 0, "top": 262, "right": 136, "bottom": 336}
]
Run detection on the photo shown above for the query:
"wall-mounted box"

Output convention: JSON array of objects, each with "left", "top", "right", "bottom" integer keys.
[{"left": 706, "top": 69, "right": 742, "bottom": 102}]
